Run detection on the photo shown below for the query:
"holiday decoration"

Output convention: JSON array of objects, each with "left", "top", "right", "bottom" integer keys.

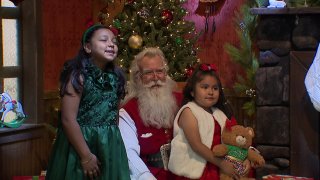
[
  {"left": 114, "top": 0, "right": 200, "bottom": 81},
  {"left": 185, "top": 66, "right": 194, "bottom": 78},
  {"left": 196, "top": 0, "right": 226, "bottom": 32},
  {"left": 212, "top": 123, "right": 265, "bottom": 179},
  {"left": 113, "top": 19, "right": 121, "bottom": 28},
  {"left": 0, "top": 92, "right": 27, "bottom": 128},
  {"left": 175, "top": 37, "right": 183, "bottom": 45},
  {"left": 138, "top": 7, "right": 150, "bottom": 19},
  {"left": 93, "top": 0, "right": 125, "bottom": 26},
  {"left": 161, "top": 10, "right": 174, "bottom": 26},
  {"left": 224, "top": 4, "right": 258, "bottom": 117},
  {"left": 128, "top": 34, "right": 143, "bottom": 49}
]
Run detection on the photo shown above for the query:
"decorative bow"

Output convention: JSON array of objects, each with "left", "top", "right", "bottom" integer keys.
[
  {"left": 199, "top": 63, "right": 218, "bottom": 72},
  {"left": 85, "top": 18, "right": 95, "bottom": 28},
  {"left": 225, "top": 116, "right": 237, "bottom": 131},
  {"left": 109, "top": 27, "right": 119, "bottom": 36}
]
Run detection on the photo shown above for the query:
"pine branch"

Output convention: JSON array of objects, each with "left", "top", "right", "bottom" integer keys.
[{"left": 224, "top": 3, "right": 258, "bottom": 117}]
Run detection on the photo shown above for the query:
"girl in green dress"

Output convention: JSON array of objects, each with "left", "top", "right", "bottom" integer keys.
[{"left": 46, "top": 24, "right": 130, "bottom": 180}]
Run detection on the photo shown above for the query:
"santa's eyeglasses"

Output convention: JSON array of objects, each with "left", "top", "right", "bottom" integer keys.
[{"left": 139, "top": 68, "right": 167, "bottom": 78}]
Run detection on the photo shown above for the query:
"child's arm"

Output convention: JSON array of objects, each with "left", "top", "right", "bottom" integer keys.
[
  {"left": 61, "top": 79, "right": 100, "bottom": 178},
  {"left": 178, "top": 108, "right": 240, "bottom": 179}
]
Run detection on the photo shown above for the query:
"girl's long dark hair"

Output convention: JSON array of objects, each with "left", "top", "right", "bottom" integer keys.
[
  {"left": 59, "top": 24, "right": 126, "bottom": 99},
  {"left": 182, "top": 64, "right": 234, "bottom": 119}
]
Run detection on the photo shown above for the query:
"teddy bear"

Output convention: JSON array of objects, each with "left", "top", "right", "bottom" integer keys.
[{"left": 212, "top": 123, "right": 265, "bottom": 180}]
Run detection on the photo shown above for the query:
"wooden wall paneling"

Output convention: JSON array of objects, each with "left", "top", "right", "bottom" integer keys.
[{"left": 0, "top": 125, "right": 53, "bottom": 180}]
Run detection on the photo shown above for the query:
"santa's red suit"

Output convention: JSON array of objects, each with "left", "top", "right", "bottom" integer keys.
[{"left": 119, "top": 92, "right": 182, "bottom": 180}]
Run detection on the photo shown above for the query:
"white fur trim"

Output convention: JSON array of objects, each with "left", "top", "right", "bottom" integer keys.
[{"left": 168, "top": 101, "right": 227, "bottom": 178}]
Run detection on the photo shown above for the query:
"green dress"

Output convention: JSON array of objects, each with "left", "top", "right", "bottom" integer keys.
[{"left": 46, "top": 63, "right": 130, "bottom": 180}]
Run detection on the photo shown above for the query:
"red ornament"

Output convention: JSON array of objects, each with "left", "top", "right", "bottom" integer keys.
[
  {"left": 185, "top": 67, "right": 194, "bottom": 78},
  {"left": 161, "top": 10, "right": 173, "bottom": 26}
]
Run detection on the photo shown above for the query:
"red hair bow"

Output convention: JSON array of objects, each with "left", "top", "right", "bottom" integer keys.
[
  {"left": 109, "top": 27, "right": 119, "bottom": 36},
  {"left": 199, "top": 63, "right": 218, "bottom": 72},
  {"left": 225, "top": 116, "right": 237, "bottom": 131}
]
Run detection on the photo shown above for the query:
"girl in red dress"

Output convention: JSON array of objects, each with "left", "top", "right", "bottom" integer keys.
[{"left": 168, "top": 64, "right": 250, "bottom": 180}]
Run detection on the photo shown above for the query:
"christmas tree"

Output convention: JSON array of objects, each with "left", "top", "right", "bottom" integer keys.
[
  {"left": 109, "top": 0, "right": 200, "bottom": 81},
  {"left": 224, "top": 4, "right": 259, "bottom": 117}
]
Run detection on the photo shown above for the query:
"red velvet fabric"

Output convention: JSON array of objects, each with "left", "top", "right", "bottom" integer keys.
[{"left": 121, "top": 92, "right": 183, "bottom": 180}]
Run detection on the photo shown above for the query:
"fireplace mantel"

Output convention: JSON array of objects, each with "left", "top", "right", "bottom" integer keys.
[{"left": 251, "top": 7, "right": 320, "bottom": 15}]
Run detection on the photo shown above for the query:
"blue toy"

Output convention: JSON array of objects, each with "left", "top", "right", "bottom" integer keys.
[{"left": 0, "top": 92, "right": 27, "bottom": 128}]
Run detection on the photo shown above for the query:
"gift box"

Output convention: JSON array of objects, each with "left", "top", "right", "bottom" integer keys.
[{"left": 262, "top": 174, "right": 314, "bottom": 180}]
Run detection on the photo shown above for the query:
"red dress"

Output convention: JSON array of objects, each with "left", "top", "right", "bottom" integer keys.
[{"left": 174, "top": 116, "right": 221, "bottom": 180}]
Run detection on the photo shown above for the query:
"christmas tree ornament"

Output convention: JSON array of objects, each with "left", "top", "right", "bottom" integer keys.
[
  {"left": 113, "top": 19, "right": 122, "bottom": 28},
  {"left": 128, "top": 34, "right": 143, "bottom": 49},
  {"left": 161, "top": 10, "right": 173, "bottom": 26},
  {"left": 175, "top": 37, "right": 183, "bottom": 45},
  {"left": 114, "top": 0, "right": 200, "bottom": 81},
  {"left": 138, "top": 7, "right": 150, "bottom": 19},
  {"left": 185, "top": 66, "right": 195, "bottom": 78}
]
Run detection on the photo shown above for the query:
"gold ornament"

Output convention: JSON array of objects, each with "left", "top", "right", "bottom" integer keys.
[{"left": 128, "top": 35, "right": 143, "bottom": 49}]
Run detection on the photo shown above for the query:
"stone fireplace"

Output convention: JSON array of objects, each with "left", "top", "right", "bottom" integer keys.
[{"left": 250, "top": 7, "right": 320, "bottom": 178}]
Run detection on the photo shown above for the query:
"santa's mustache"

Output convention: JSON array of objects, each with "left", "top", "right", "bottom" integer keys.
[{"left": 143, "top": 80, "right": 166, "bottom": 88}]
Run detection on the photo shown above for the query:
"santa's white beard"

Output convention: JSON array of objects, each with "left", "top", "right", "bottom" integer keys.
[{"left": 136, "top": 79, "right": 178, "bottom": 129}]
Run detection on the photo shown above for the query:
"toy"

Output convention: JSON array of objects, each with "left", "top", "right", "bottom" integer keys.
[
  {"left": 268, "top": 0, "right": 286, "bottom": 8},
  {"left": 212, "top": 122, "right": 265, "bottom": 180},
  {"left": 0, "top": 92, "right": 27, "bottom": 128}
]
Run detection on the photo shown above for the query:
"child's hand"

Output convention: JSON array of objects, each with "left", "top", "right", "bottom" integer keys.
[
  {"left": 242, "top": 159, "right": 251, "bottom": 176},
  {"left": 81, "top": 153, "right": 101, "bottom": 180},
  {"left": 219, "top": 159, "right": 240, "bottom": 180}
]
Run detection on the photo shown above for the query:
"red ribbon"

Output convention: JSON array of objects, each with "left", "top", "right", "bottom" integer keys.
[
  {"left": 225, "top": 116, "right": 237, "bottom": 131},
  {"left": 109, "top": 27, "right": 119, "bottom": 36},
  {"left": 199, "top": 63, "right": 218, "bottom": 72}
]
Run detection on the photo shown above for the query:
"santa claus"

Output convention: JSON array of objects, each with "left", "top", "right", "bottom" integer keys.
[{"left": 119, "top": 47, "right": 182, "bottom": 180}]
